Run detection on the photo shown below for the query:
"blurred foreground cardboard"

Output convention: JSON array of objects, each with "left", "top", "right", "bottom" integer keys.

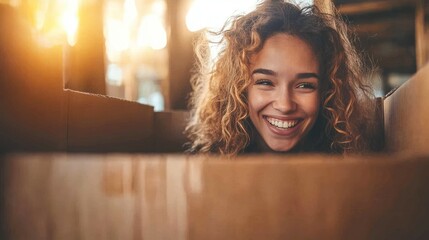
[{"left": 1, "top": 154, "right": 429, "bottom": 240}]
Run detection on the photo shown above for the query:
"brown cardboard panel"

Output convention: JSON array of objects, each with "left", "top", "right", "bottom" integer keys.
[
  {"left": 153, "top": 111, "right": 189, "bottom": 152},
  {"left": 0, "top": 5, "right": 67, "bottom": 152},
  {"left": 2, "top": 153, "right": 429, "bottom": 239},
  {"left": 384, "top": 63, "right": 429, "bottom": 155},
  {"left": 67, "top": 90, "right": 154, "bottom": 152}
]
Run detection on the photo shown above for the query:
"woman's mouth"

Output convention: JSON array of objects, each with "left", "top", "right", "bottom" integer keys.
[{"left": 265, "top": 116, "right": 300, "bottom": 130}]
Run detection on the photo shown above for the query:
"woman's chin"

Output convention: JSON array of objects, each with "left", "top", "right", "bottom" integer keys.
[{"left": 266, "top": 141, "right": 298, "bottom": 153}]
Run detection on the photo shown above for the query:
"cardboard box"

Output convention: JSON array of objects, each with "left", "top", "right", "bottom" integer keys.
[
  {"left": 0, "top": 5, "right": 156, "bottom": 153},
  {"left": 1, "top": 3, "right": 429, "bottom": 155},
  {"left": 66, "top": 89, "right": 154, "bottom": 152},
  {"left": 2, "top": 154, "right": 429, "bottom": 239},
  {"left": 0, "top": 5, "right": 67, "bottom": 152},
  {"left": 383, "top": 64, "right": 429, "bottom": 156},
  {"left": 2, "top": 5, "right": 429, "bottom": 239},
  {"left": 153, "top": 110, "right": 189, "bottom": 152}
]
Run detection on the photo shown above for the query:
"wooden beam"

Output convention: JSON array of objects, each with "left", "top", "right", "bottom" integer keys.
[
  {"left": 352, "top": 17, "right": 414, "bottom": 43},
  {"left": 338, "top": 0, "right": 415, "bottom": 15},
  {"left": 416, "top": 0, "right": 427, "bottom": 69},
  {"left": 166, "top": 0, "right": 194, "bottom": 110},
  {"left": 68, "top": 0, "right": 106, "bottom": 95},
  {"left": 358, "top": 41, "right": 415, "bottom": 73}
]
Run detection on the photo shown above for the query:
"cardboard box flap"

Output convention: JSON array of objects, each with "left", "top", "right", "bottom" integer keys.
[
  {"left": 67, "top": 90, "right": 154, "bottom": 152},
  {"left": 384, "top": 63, "right": 429, "bottom": 155}
]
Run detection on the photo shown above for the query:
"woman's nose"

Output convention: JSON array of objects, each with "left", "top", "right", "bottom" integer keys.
[{"left": 272, "top": 91, "right": 297, "bottom": 113}]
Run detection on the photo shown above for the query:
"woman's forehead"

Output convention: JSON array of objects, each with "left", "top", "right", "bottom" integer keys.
[{"left": 249, "top": 33, "right": 320, "bottom": 75}]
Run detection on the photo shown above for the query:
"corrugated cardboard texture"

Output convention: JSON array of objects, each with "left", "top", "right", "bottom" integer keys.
[
  {"left": 67, "top": 90, "right": 154, "bottom": 152},
  {"left": 384, "top": 63, "right": 429, "bottom": 155},
  {"left": 2, "top": 154, "right": 429, "bottom": 240}
]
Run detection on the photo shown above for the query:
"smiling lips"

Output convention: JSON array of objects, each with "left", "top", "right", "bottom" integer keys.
[{"left": 265, "top": 116, "right": 299, "bottom": 130}]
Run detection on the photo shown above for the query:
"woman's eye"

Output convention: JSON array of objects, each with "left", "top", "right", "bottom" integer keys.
[
  {"left": 254, "top": 79, "right": 273, "bottom": 86},
  {"left": 296, "top": 82, "right": 317, "bottom": 89}
]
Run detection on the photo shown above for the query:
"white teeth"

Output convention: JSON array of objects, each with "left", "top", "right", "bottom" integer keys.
[{"left": 266, "top": 117, "right": 298, "bottom": 129}]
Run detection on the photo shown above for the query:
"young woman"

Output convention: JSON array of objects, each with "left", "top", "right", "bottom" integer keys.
[{"left": 186, "top": 0, "right": 379, "bottom": 155}]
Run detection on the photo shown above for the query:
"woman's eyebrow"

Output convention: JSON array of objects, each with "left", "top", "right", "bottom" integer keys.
[
  {"left": 252, "top": 69, "right": 320, "bottom": 80},
  {"left": 251, "top": 68, "right": 277, "bottom": 76}
]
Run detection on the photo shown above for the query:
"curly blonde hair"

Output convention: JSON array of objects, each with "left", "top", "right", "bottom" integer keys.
[{"left": 186, "top": 0, "right": 378, "bottom": 155}]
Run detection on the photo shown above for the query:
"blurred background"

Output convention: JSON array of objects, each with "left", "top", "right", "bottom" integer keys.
[{"left": 1, "top": 0, "right": 427, "bottom": 110}]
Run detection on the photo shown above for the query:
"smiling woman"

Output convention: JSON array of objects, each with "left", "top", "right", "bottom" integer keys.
[
  {"left": 248, "top": 34, "right": 321, "bottom": 152},
  {"left": 186, "top": 0, "right": 379, "bottom": 155}
]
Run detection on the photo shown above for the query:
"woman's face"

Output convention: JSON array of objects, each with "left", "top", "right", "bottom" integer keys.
[{"left": 247, "top": 33, "right": 321, "bottom": 152}]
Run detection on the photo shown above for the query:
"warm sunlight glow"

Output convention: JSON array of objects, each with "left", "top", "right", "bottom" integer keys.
[
  {"left": 186, "top": 0, "right": 258, "bottom": 32},
  {"left": 102, "top": 0, "right": 167, "bottom": 107},
  {"left": 137, "top": 14, "right": 167, "bottom": 50},
  {"left": 0, "top": 0, "right": 20, "bottom": 7},
  {"left": 34, "top": 0, "right": 49, "bottom": 31},
  {"left": 123, "top": 0, "right": 137, "bottom": 27},
  {"left": 186, "top": 0, "right": 258, "bottom": 68},
  {"left": 186, "top": 0, "right": 314, "bottom": 32},
  {"left": 11, "top": 0, "right": 81, "bottom": 46},
  {"left": 104, "top": 0, "right": 167, "bottom": 59},
  {"left": 105, "top": 19, "right": 130, "bottom": 62},
  {"left": 59, "top": 0, "right": 79, "bottom": 46}
]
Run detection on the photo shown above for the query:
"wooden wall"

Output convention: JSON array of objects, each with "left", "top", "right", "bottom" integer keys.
[{"left": 335, "top": 0, "right": 429, "bottom": 93}]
